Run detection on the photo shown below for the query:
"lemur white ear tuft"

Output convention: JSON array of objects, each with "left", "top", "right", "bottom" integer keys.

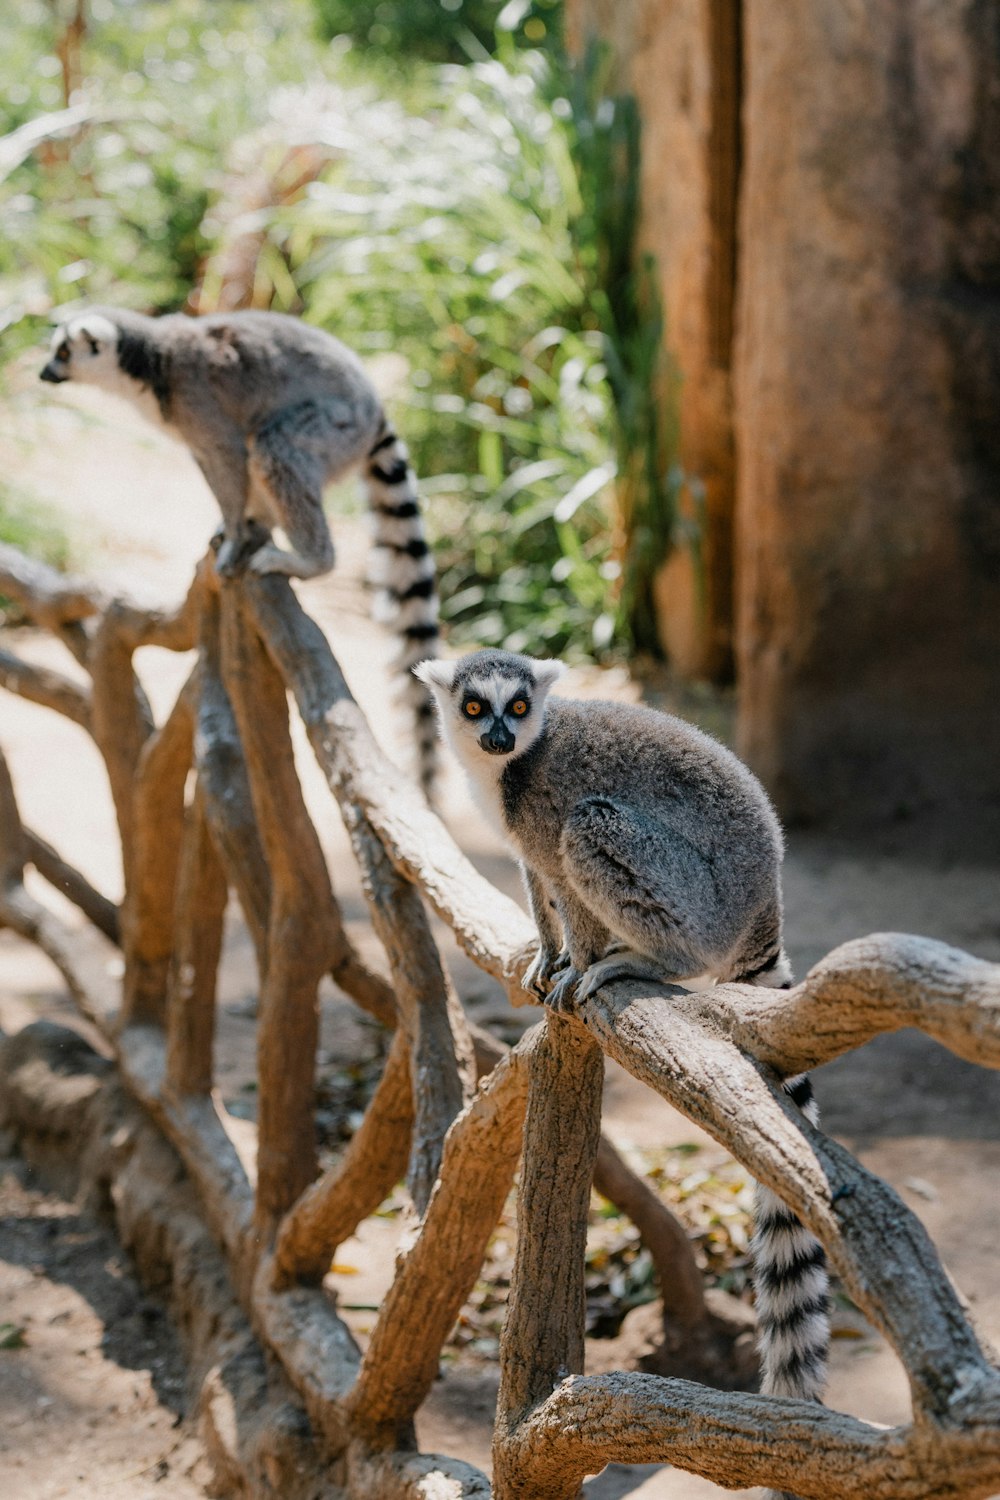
[
  {"left": 73, "top": 312, "right": 118, "bottom": 349},
  {"left": 532, "top": 659, "right": 567, "bottom": 692},
  {"left": 412, "top": 658, "right": 457, "bottom": 690}
]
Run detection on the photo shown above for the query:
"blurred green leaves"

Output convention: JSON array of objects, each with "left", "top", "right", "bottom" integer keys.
[
  {"left": 250, "top": 56, "right": 619, "bottom": 657},
  {"left": 310, "top": 0, "right": 563, "bottom": 63},
  {"left": 1, "top": 0, "right": 626, "bottom": 659},
  {"left": 0, "top": 0, "right": 323, "bottom": 347}
]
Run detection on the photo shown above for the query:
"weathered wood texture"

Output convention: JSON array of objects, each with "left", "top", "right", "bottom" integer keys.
[
  {"left": 2, "top": 543, "right": 999, "bottom": 1498},
  {"left": 494, "top": 1015, "right": 604, "bottom": 1498},
  {"left": 165, "top": 786, "right": 228, "bottom": 1096}
]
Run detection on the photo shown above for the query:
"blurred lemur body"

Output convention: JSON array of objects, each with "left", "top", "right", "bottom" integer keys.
[
  {"left": 41, "top": 307, "right": 439, "bottom": 790},
  {"left": 417, "top": 647, "right": 829, "bottom": 1428}
]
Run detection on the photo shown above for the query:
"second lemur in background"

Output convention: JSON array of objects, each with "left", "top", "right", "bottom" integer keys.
[
  {"left": 417, "top": 647, "right": 829, "bottom": 1428},
  {"left": 40, "top": 306, "right": 439, "bottom": 792}
]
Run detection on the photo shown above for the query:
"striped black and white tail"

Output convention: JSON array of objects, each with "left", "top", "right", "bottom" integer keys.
[
  {"left": 752, "top": 1072, "right": 830, "bottom": 1500},
  {"left": 364, "top": 421, "right": 440, "bottom": 798}
]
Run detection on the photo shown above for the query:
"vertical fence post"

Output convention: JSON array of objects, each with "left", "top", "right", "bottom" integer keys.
[
  {"left": 121, "top": 684, "right": 194, "bottom": 1027},
  {"left": 493, "top": 1012, "right": 604, "bottom": 1499},
  {"left": 221, "top": 591, "right": 335, "bottom": 1235},
  {"left": 194, "top": 588, "right": 272, "bottom": 973},
  {"left": 165, "top": 785, "right": 228, "bottom": 1095}
]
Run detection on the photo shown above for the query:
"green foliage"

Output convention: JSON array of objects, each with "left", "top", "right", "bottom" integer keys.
[
  {"left": 1, "top": 0, "right": 628, "bottom": 659},
  {"left": 311, "top": 0, "right": 502, "bottom": 61},
  {"left": 0, "top": 1322, "right": 28, "bottom": 1349},
  {"left": 310, "top": 0, "right": 562, "bottom": 62},
  {"left": 0, "top": 485, "right": 72, "bottom": 621},
  {"left": 0, "top": 485, "right": 71, "bottom": 569},
  {"left": 0, "top": 0, "right": 321, "bottom": 354},
  {"left": 250, "top": 54, "right": 621, "bottom": 658},
  {"left": 564, "top": 41, "right": 679, "bottom": 655}
]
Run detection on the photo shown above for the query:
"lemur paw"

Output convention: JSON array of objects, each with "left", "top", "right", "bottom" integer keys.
[
  {"left": 213, "top": 522, "right": 271, "bottom": 578},
  {"left": 576, "top": 951, "right": 663, "bottom": 1001},
  {"left": 246, "top": 544, "right": 335, "bottom": 580},
  {"left": 522, "top": 947, "right": 570, "bottom": 999},
  {"left": 546, "top": 964, "right": 583, "bottom": 1013}
]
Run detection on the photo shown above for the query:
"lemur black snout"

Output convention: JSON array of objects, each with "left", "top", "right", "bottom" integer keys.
[
  {"left": 40, "top": 363, "right": 66, "bottom": 383},
  {"left": 480, "top": 723, "right": 515, "bottom": 755}
]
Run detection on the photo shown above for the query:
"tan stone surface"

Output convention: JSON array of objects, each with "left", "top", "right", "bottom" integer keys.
[
  {"left": 733, "top": 2, "right": 1000, "bottom": 834},
  {"left": 568, "top": 0, "right": 1000, "bottom": 838}
]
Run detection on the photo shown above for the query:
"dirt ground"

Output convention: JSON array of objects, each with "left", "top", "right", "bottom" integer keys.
[{"left": 1, "top": 366, "right": 999, "bottom": 1498}]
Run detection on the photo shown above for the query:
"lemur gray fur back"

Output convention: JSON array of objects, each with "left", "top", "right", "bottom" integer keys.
[
  {"left": 417, "top": 647, "right": 792, "bottom": 1001},
  {"left": 40, "top": 306, "right": 439, "bottom": 792},
  {"left": 502, "top": 696, "right": 787, "bottom": 986},
  {"left": 416, "top": 647, "right": 829, "bottom": 1440}
]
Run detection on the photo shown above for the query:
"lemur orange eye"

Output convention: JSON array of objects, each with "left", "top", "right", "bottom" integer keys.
[
  {"left": 511, "top": 700, "right": 528, "bottom": 716},
  {"left": 464, "top": 700, "right": 483, "bottom": 717}
]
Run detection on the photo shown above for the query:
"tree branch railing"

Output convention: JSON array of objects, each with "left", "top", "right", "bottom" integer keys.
[{"left": 1, "top": 540, "right": 999, "bottom": 1498}]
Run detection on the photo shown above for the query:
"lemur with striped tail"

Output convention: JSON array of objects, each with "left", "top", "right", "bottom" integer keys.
[
  {"left": 416, "top": 648, "right": 830, "bottom": 1455},
  {"left": 40, "top": 307, "right": 440, "bottom": 793}
]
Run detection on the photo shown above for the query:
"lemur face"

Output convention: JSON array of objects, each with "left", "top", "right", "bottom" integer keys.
[
  {"left": 40, "top": 313, "right": 119, "bottom": 386},
  {"left": 415, "top": 649, "right": 565, "bottom": 767}
]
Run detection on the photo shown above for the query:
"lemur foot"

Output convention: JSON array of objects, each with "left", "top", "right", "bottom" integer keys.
[
  {"left": 575, "top": 950, "right": 666, "bottom": 1002},
  {"left": 246, "top": 543, "right": 335, "bottom": 580},
  {"left": 212, "top": 521, "right": 272, "bottom": 578},
  {"left": 546, "top": 964, "right": 584, "bottom": 1013},
  {"left": 522, "top": 947, "right": 571, "bottom": 999}
]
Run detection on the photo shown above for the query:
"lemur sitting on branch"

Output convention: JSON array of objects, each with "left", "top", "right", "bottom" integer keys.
[
  {"left": 417, "top": 646, "right": 830, "bottom": 1423},
  {"left": 40, "top": 307, "right": 439, "bottom": 792}
]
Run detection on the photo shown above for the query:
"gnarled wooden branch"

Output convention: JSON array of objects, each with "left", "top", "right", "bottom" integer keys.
[
  {"left": 241, "top": 576, "right": 537, "bottom": 1003},
  {"left": 196, "top": 578, "right": 399, "bottom": 1021},
  {"left": 343, "top": 813, "right": 475, "bottom": 1216},
  {"left": 0, "top": 747, "right": 118, "bottom": 1032},
  {"left": 493, "top": 1014, "right": 604, "bottom": 1497},
  {"left": 594, "top": 1134, "right": 707, "bottom": 1333},
  {"left": 348, "top": 1028, "right": 535, "bottom": 1445},
  {"left": 116, "top": 1023, "right": 260, "bottom": 1307},
  {"left": 579, "top": 977, "right": 994, "bottom": 1416},
  {"left": 165, "top": 785, "right": 228, "bottom": 1096},
  {"left": 0, "top": 540, "right": 102, "bottom": 627},
  {"left": 705, "top": 932, "right": 1000, "bottom": 1075},
  {"left": 5, "top": 543, "right": 999, "bottom": 1499},
  {"left": 0, "top": 646, "right": 92, "bottom": 727},
  {"left": 105, "top": 566, "right": 205, "bottom": 654},
  {"left": 222, "top": 590, "right": 334, "bottom": 1230},
  {"left": 193, "top": 586, "right": 271, "bottom": 973},
  {"left": 88, "top": 602, "right": 156, "bottom": 880},
  {"left": 22, "top": 827, "right": 120, "bottom": 944},
  {"left": 500, "top": 1369, "right": 1000, "bottom": 1499},
  {"left": 273, "top": 1027, "right": 414, "bottom": 1289},
  {"left": 122, "top": 672, "right": 195, "bottom": 1026},
  {"left": 0, "top": 745, "right": 28, "bottom": 888}
]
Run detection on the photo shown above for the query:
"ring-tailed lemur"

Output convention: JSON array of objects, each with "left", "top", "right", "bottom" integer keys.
[
  {"left": 40, "top": 307, "right": 439, "bottom": 792},
  {"left": 416, "top": 647, "right": 829, "bottom": 1433}
]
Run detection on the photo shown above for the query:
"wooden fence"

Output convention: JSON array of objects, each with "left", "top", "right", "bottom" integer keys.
[{"left": 1, "top": 540, "right": 999, "bottom": 1498}]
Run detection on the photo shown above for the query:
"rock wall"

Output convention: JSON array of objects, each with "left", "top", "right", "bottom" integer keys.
[
  {"left": 734, "top": 1, "right": 1000, "bottom": 833},
  {"left": 567, "top": 0, "right": 1000, "bottom": 836}
]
